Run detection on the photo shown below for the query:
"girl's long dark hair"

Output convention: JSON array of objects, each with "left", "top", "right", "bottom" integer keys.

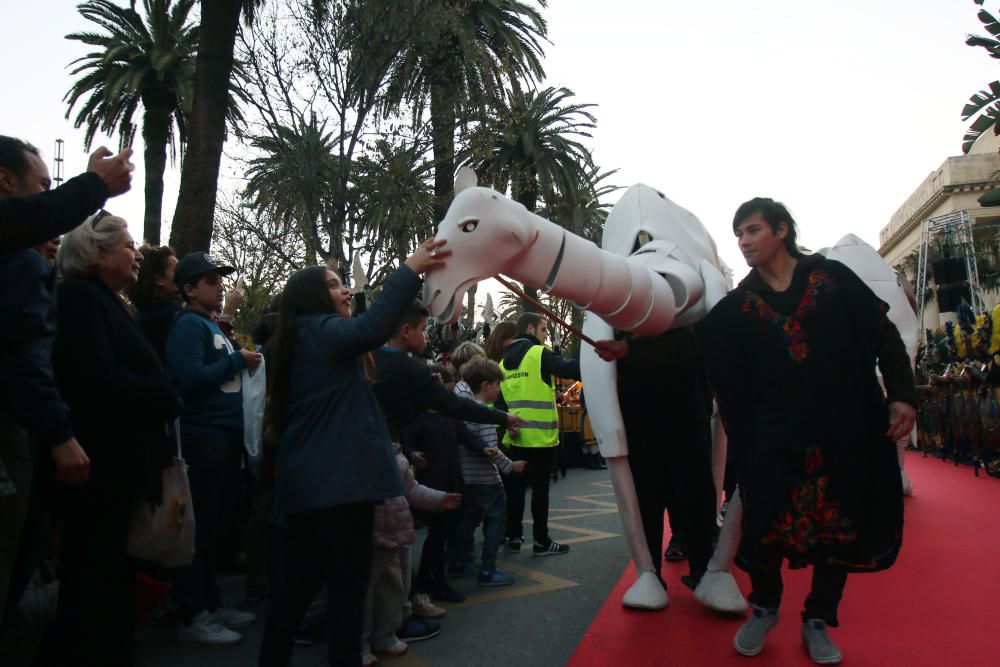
[
  {"left": 126, "top": 244, "right": 176, "bottom": 307},
  {"left": 266, "top": 266, "right": 336, "bottom": 437}
]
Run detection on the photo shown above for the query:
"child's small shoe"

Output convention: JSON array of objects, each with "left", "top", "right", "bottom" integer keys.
[
  {"left": 412, "top": 593, "right": 446, "bottom": 619},
  {"left": 447, "top": 561, "right": 477, "bottom": 578},
  {"left": 372, "top": 635, "right": 407, "bottom": 656},
  {"left": 397, "top": 616, "right": 441, "bottom": 643},
  {"left": 432, "top": 586, "right": 466, "bottom": 603},
  {"left": 477, "top": 568, "right": 515, "bottom": 587}
]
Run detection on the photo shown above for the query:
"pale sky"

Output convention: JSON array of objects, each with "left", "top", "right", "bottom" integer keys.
[{"left": 4, "top": 0, "right": 998, "bottom": 293}]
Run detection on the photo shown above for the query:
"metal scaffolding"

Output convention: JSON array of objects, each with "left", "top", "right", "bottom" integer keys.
[{"left": 915, "top": 209, "right": 986, "bottom": 335}]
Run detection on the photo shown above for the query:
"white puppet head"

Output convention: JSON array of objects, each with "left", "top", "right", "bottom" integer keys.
[
  {"left": 423, "top": 168, "right": 539, "bottom": 322},
  {"left": 601, "top": 183, "right": 729, "bottom": 322}
]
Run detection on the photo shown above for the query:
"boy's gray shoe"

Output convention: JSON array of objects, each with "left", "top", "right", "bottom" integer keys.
[
  {"left": 733, "top": 605, "right": 779, "bottom": 657},
  {"left": 801, "top": 619, "right": 843, "bottom": 664}
]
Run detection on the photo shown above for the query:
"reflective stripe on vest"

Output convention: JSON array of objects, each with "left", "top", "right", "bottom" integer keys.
[{"left": 500, "top": 345, "right": 558, "bottom": 447}]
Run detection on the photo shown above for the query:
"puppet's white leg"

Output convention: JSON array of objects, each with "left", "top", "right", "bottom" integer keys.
[
  {"left": 695, "top": 489, "right": 748, "bottom": 613},
  {"left": 581, "top": 314, "right": 666, "bottom": 610},
  {"left": 711, "top": 405, "right": 727, "bottom": 515},
  {"left": 899, "top": 431, "right": 914, "bottom": 496},
  {"left": 607, "top": 457, "right": 669, "bottom": 610}
]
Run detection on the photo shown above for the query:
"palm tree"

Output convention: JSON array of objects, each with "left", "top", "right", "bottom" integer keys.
[
  {"left": 169, "top": 0, "right": 263, "bottom": 255},
  {"left": 961, "top": 1, "right": 1000, "bottom": 153},
  {"left": 385, "top": 0, "right": 548, "bottom": 225},
  {"left": 469, "top": 86, "right": 596, "bottom": 212},
  {"left": 65, "top": 0, "right": 198, "bottom": 245},
  {"left": 244, "top": 113, "right": 339, "bottom": 266},
  {"left": 351, "top": 138, "right": 436, "bottom": 286},
  {"left": 467, "top": 85, "right": 597, "bottom": 309}
]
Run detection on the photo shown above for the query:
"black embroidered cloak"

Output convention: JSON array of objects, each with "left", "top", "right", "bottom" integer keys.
[{"left": 697, "top": 254, "right": 917, "bottom": 574}]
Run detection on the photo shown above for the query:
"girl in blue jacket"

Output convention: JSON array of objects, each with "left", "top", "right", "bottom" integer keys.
[{"left": 259, "top": 240, "right": 449, "bottom": 667}]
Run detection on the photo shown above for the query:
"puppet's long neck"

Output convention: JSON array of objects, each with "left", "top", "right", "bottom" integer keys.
[{"left": 502, "top": 210, "right": 570, "bottom": 293}]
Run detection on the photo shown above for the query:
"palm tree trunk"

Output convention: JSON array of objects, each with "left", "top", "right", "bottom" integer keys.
[
  {"left": 464, "top": 283, "right": 477, "bottom": 329},
  {"left": 141, "top": 102, "right": 171, "bottom": 245},
  {"left": 515, "top": 182, "right": 540, "bottom": 312},
  {"left": 430, "top": 82, "right": 456, "bottom": 224},
  {"left": 168, "top": 0, "right": 242, "bottom": 255}
]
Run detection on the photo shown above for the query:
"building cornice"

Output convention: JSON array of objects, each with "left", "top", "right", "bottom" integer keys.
[{"left": 878, "top": 179, "right": 1000, "bottom": 255}]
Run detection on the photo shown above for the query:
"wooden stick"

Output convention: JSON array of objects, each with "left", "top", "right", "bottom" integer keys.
[{"left": 494, "top": 275, "right": 598, "bottom": 348}]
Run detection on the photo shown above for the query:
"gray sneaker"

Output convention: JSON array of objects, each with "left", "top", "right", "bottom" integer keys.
[
  {"left": 801, "top": 619, "right": 843, "bottom": 664},
  {"left": 733, "top": 605, "right": 779, "bottom": 657}
]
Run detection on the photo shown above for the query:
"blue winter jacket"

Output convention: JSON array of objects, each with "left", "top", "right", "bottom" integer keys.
[
  {"left": 165, "top": 309, "right": 246, "bottom": 438},
  {"left": 274, "top": 265, "right": 421, "bottom": 514}
]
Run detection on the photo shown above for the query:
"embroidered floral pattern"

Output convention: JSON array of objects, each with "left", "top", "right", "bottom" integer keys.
[
  {"left": 741, "top": 270, "right": 837, "bottom": 362},
  {"left": 761, "top": 446, "right": 857, "bottom": 555}
]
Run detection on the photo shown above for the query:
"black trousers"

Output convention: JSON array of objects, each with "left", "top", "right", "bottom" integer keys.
[
  {"left": 259, "top": 503, "right": 375, "bottom": 667},
  {"left": 624, "top": 415, "right": 717, "bottom": 578},
  {"left": 54, "top": 485, "right": 136, "bottom": 667},
  {"left": 504, "top": 446, "right": 556, "bottom": 544},
  {"left": 173, "top": 433, "right": 243, "bottom": 622},
  {"left": 748, "top": 564, "right": 849, "bottom": 627},
  {"left": 415, "top": 509, "right": 460, "bottom": 593}
]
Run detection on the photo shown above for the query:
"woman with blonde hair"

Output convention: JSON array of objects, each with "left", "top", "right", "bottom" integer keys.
[{"left": 52, "top": 211, "right": 181, "bottom": 666}]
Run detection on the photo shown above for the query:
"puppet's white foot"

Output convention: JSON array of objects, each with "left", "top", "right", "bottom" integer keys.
[
  {"left": 622, "top": 571, "right": 669, "bottom": 610},
  {"left": 694, "top": 569, "right": 748, "bottom": 614},
  {"left": 901, "top": 469, "right": 914, "bottom": 497}
]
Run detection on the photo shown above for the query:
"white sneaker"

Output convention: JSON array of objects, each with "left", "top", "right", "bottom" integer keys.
[
  {"left": 179, "top": 610, "right": 242, "bottom": 646},
  {"left": 211, "top": 606, "right": 256, "bottom": 629},
  {"left": 372, "top": 635, "right": 408, "bottom": 656}
]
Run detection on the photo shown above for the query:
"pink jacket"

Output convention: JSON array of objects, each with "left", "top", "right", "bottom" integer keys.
[{"left": 373, "top": 444, "right": 446, "bottom": 549}]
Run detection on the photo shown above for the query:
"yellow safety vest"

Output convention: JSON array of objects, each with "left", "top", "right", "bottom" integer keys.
[{"left": 500, "top": 345, "right": 559, "bottom": 447}]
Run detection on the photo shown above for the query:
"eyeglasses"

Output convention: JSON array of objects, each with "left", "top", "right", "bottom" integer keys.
[{"left": 90, "top": 209, "right": 112, "bottom": 229}]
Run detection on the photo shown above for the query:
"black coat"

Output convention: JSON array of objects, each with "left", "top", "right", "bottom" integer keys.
[
  {"left": 0, "top": 173, "right": 108, "bottom": 253},
  {"left": 698, "top": 255, "right": 916, "bottom": 574},
  {"left": 372, "top": 347, "right": 507, "bottom": 445},
  {"left": 53, "top": 276, "right": 180, "bottom": 502},
  {"left": 0, "top": 250, "right": 73, "bottom": 448}
]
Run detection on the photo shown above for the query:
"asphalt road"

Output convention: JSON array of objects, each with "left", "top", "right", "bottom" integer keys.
[{"left": 136, "top": 467, "right": 630, "bottom": 667}]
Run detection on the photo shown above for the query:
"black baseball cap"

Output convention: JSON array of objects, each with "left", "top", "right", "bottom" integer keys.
[{"left": 174, "top": 251, "right": 236, "bottom": 288}]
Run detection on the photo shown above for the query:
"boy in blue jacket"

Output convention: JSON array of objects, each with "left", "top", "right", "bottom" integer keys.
[{"left": 165, "top": 252, "right": 262, "bottom": 647}]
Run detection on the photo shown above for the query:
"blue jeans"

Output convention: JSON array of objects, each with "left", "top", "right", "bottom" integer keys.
[{"left": 456, "top": 484, "right": 507, "bottom": 571}]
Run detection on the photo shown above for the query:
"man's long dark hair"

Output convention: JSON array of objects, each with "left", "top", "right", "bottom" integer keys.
[
  {"left": 266, "top": 266, "right": 336, "bottom": 437},
  {"left": 732, "top": 197, "right": 805, "bottom": 258}
]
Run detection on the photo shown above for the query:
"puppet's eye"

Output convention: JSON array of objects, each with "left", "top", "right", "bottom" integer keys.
[{"left": 461, "top": 219, "right": 479, "bottom": 233}]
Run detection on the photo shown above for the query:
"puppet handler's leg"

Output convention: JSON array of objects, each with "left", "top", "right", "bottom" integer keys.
[
  {"left": 899, "top": 431, "right": 914, "bottom": 496},
  {"left": 694, "top": 489, "right": 749, "bottom": 613},
  {"left": 607, "top": 457, "right": 669, "bottom": 610}
]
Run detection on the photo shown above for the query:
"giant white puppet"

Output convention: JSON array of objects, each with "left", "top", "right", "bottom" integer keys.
[{"left": 423, "top": 168, "right": 745, "bottom": 611}]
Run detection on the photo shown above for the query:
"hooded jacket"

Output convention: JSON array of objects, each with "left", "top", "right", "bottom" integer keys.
[{"left": 495, "top": 334, "right": 581, "bottom": 413}]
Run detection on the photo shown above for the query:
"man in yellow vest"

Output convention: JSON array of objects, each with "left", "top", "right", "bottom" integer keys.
[{"left": 498, "top": 313, "right": 581, "bottom": 556}]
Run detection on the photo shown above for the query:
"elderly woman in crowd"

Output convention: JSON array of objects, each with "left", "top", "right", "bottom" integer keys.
[{"left": 51, "top": 211, "right": 181, "bottom": 666}]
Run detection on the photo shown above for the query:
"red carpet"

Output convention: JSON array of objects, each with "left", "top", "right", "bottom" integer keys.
[{"left": 569, "top": 452, "right": 1000, "bottom": 666}]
